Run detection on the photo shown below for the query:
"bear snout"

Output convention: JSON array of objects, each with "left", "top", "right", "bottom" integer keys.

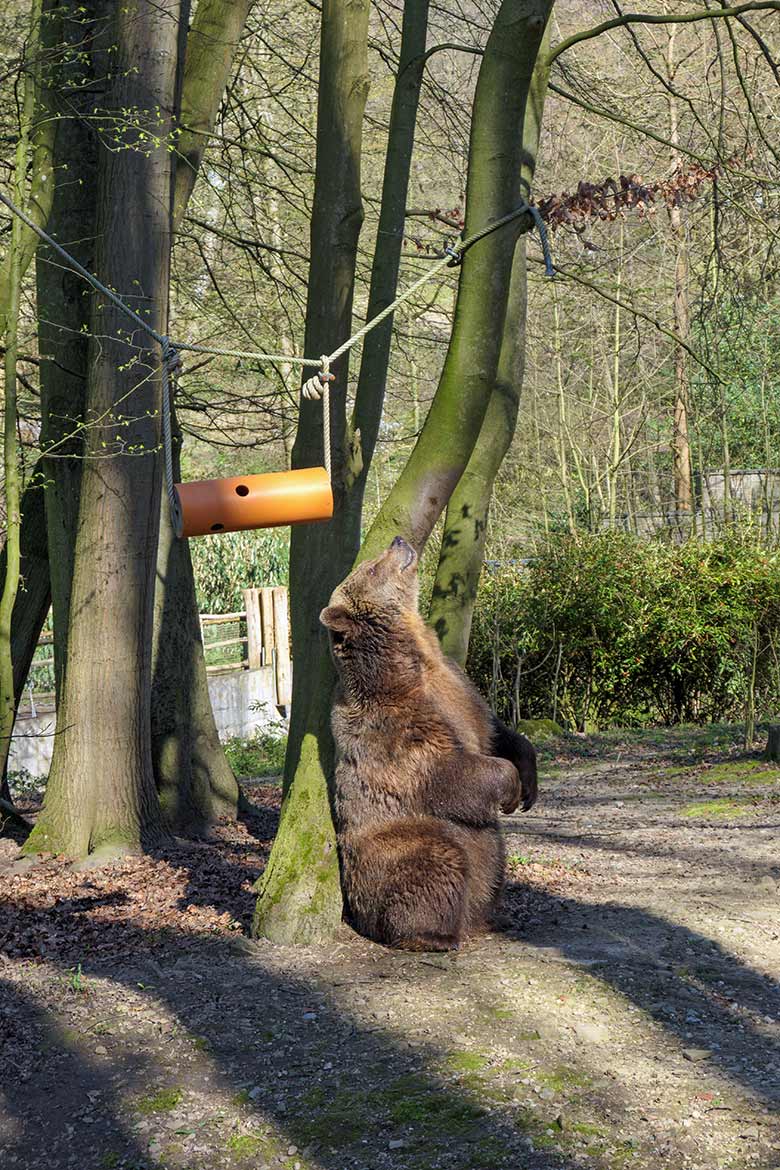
[{"left": 390, "top": 535, "right": 417, "bottom": 570}]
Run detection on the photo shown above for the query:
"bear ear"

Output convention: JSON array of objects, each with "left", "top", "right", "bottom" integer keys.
[{"left": 320, "top": 605, "right": 355, "bottom": 634}]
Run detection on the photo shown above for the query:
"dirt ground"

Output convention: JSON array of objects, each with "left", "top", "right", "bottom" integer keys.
[{"left": 1, "top": 726, "right": 779, "bottom": 1170}]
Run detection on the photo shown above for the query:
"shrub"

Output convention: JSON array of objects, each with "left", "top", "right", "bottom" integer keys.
[
  {"left": 224, "top": 725, "right": 288, "bottom": 778},
  {"left": 467, "top": 532, "right": 780, "bottom": 731}
]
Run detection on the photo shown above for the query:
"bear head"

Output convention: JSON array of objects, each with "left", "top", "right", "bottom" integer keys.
[{"left": 320, "top": 536, "right": 423, "bottom": 699}]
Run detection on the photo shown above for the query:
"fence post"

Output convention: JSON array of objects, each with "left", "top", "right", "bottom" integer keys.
[
  {"left": 244, "top": 587, "right": 263, "bottom": 671},
  {"left": 272, "top": 586, "right": 292, "bottom": 708},
  {"left": 260, "top": 587, "right": 275, "bottom": 667}
]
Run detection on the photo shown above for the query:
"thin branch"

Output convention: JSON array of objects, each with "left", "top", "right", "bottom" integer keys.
[{"left": 547, "top": 2, "right": 780, "bottom": 66}]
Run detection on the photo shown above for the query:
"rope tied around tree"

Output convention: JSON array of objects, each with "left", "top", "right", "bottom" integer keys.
[{"left": 0, "top": 187, "right": 554, "bottom": 524}]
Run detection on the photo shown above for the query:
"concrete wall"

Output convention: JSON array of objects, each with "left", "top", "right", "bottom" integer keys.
[{"left": 8, "top": 666, "right": 283, "bottom": 780}]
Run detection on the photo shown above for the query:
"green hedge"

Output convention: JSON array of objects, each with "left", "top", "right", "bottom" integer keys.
[{"left": 467, "top": 532, "right": 780, "bottom": 731}]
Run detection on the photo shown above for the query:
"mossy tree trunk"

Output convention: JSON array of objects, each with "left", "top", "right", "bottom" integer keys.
[
  {"left": 0, "top": 0, "right": 53, "bottom": 804},
  {"left": 24, "top": 0, "right": 181, "bottom": 859},
  {"left": 253, "top": 0, "right": 372, "bottom": 943},
  {"left": 254, "top": 0, "right": 553, "bottom": 942},
  {"left": 428, "top": 31, "right": 551, "bottom": 664}
]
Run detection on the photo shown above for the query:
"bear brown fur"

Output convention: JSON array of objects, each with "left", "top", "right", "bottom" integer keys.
[{"left": 320, "top": 535, "right": 537, "bottom": 951}]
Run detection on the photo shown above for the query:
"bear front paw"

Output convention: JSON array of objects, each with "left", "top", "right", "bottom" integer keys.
[{"left": 496, "top": 758, "right": 522, "bottom": 814}]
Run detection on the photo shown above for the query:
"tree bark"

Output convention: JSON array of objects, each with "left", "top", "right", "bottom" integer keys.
[
  {"left": 6, "top": 0, "right": 250, "bottom": 829},
  {"left": 0, "top": 468, "right": 50, "bottom": 802},
  {"left": 428, "top": 21, "right": 551, "bottom": 663},
  {"left": 0, "top": 0, "right": 54, "bottom": 803},
  {"left": 24, "top": 0, "right": 181, "bottom": 858},
  {"left": 362, "top": 0, "right": 553, "bottom": 560},
  {"left": 150, "top": 0, "right": 246, "bottom": 829},
  {"left": 174, "top": 0, "right": 255, "bottom": 225},
  {"left": 254, "top": 0, "right": 553, "bottom": 942},
  {"left": 37, "top": 0, "right": 105, "bottom": 699},
  {"left": 428, "top": 239, "right": 528, "bottom": 662},
  {"left": 152, "top": 402, "right": 239, "bottom": 831},
  {"left": 667, "top": 27, "right": 693, "bottom": 523},
  {"left": 253, "top": 0, "right": 372, "bottom": 942}
]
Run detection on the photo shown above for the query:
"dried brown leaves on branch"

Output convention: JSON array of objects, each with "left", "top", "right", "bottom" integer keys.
[
  {"left": 403, "top": 160, "right": 732, "bottom": 254},
  {"left": 538, "top": 160, "right": 734, "bottom": 232}
]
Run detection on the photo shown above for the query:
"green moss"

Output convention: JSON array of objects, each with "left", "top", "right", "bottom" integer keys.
[
  {"left": 378, "top": 1074, "right": 486, "bottom": 1132},
  {"left": 296, "top": 1088, "right": 370, "bottom": 1147},
  {"left": 681, "top": 798, "right": 756, "bottom": 819},
  {"left": 515, "top": 718, "right": 564, "bottom": 740},
  {"left": 100, "top": 1155, "right": 120, "bottom": 1169},
  {"left": 446, "top": 1051, "right": 489, "bottom": 1072},
  {"left": 699, "top": 759, "right": 779, "bottom": 784},
  {"left": 501, "top": 1057, "right": 532, "bottom": 1071},
  {"left": 232, "top": 1089, "right": 251, "bottom": 1106},
  {"left": 136, "top": 1087, "right": 183, "bottom": 1115},
  {"left": 226, "top": 1133, "right": 266, "bottom": 1158},
  {"left": 537, "top": 1065, "right": 590, "bottom": 1093},
  {"left": 572, "top": 1121, "right": 606, "bottom": 1137},
  {"left": 193, "top": 1036, "right": 211, "bottom": 1052}
]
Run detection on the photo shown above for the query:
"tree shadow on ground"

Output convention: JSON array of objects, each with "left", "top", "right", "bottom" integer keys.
[
  {"left": 528, "top": 821, "right": 779, "bottom": 875},
  {"left": 1, "top": 917, "right": 605, "bottom": 1170},
  {"left": 2, "top": 865, "right": 780, "bottom": 1169},
  {"left": 504, "top": 883, "right": 780, "bottom": 1104}
]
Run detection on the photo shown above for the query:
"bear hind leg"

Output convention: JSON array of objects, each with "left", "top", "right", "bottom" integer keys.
[{"left": 369, "top": 821, "right": 469, "bottom": 952}]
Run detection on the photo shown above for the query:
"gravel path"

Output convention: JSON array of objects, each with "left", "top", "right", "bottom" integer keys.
[{"left": 1, "top": 728, "right": 778, "bottom": 1170}]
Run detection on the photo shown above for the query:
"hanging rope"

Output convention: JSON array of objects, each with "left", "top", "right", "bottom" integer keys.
[{"left": 0, "top": 189, "right": 554, "bottom": 520}]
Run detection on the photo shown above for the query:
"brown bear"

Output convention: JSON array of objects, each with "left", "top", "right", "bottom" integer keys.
[{"left": 320, "top": 535, "right": 537, "bottom": 951}]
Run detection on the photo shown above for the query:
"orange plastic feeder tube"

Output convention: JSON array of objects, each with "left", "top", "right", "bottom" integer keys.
[{"left": 174, "top": 466, "right": 333, "bottom": 538}]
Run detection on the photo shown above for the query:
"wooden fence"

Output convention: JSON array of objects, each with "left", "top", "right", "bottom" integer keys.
[
  {"left": 200, "top": 586, "right": 291, "bottom": 706},
  {"left": 23, "top": 586, "right": 292, "bottom": 712}
]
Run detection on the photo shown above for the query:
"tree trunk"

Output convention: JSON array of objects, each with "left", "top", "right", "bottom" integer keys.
[
  {"left": 254, "top": 0, "right": 553, "bottom": 942},
  {"left": 428, "top": 239, "right": 527, "bottom": 662},
  {"left": 765, "top": 725, "right": 780, "bottom": 763},
  {"left": 428, "top": 22, "right": 551, "bottom": 663},
  {"left": 0, "top": 468, "right": 50, "bottom": 802},
  {"left": 150, "top": 0, "right": 247, "bottom": 829},
  {"left": 0, "top": 0, "right": 53, "bottom": 803},
  {"left": 24, "top": 0, "right": 180, "bottom": 859},
  {"left": 173, "top": 0, "right": 254, "bottom": 226},
  {"left": 667, "top": 27, "right": 693, "bottom": 524},
  {"left": 6, "top": 0, "right": 250, "bottom": 828},
  {"left": 253, "top": 0, "right": 371, "bottom": 942},
  {"left": 37, "top": 0, "right": 104, "bottom": 699},
  {"left": 362, "top": 0, "right": 553, "bottom": 560},
  {"left": 152, "top": 402, "right": 239, "bottom": 831}
]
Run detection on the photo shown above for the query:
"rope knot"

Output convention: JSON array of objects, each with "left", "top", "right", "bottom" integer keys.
[
  {"left": 302, "top": 354, "right": 335, "bottom": 401},
  {"left": 161, "top": 337, "right": 182, "bottom": 377}
]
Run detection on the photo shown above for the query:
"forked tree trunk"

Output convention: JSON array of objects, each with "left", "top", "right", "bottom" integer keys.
[
  {"left": 427, "top": 27, "right": 549, "bottom": 664},
  {"left": 253, "top": 0, "right": 371, "bottom": 943},
  {"left": 24, "top": 0, "right": 181, "bottom": 858},
  {"left": 254, "top": 0, "right": 553, "bottom": 942}
]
